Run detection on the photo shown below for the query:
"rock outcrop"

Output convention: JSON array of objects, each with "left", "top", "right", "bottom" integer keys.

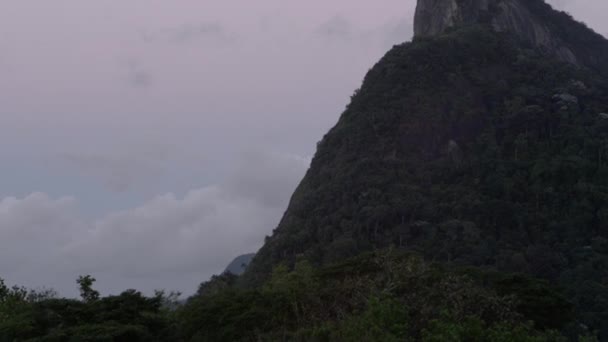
[{"left": 414, "top": 0, "right": 608, "bottom": 71}]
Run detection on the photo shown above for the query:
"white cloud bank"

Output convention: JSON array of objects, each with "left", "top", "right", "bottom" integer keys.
[{"left": 0, "top": 150, "right": 309, "bottom": 297}]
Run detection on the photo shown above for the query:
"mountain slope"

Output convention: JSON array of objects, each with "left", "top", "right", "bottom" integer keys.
[{"left": 244, "top": 19, "right": 608, "bottom": 338}]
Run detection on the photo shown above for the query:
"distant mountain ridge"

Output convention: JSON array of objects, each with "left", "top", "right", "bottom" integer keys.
[{"left": 224, "top": 253, "right": 255, "bottom": 275}]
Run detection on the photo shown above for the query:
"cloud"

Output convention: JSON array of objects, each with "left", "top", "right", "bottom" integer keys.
[
  {"left": 316, "top": 16, "right": 354, "bottom": 39},
  {"left": 225, "top": 150, "right": 311, "bottom": 207},
  {"left": 314, "top": 15, "right": 413, "bottom": 49},
  {"left": 60, "top": 145, "right": 171, "bottom": 192},
  {"left": 129, "top": 69, "right": 153, "bottom": 87},
  {"left": 0, "top": 193, "right": 81, "bottom": 273},
  {"left": 0, "top": 150, "right": 309, "bottom": 297},
  {"left": 122, "top": 60, "right": 154, "bottom": 88},
  {"left": 140, "top": 22, "right": 234, "bottom": 45},
  {"left": 380, "top": 17, "right": 414, "bottom": 46}
]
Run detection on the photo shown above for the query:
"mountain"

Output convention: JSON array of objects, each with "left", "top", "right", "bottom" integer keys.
[
  {"left": 243, "top": 0, "right": 608, "bottom": 337},
  {"left": 224, "top": 253, "right": 255, "bottom": 275}
]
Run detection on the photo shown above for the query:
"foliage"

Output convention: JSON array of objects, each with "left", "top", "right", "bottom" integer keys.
[
  {"left": 178, "top": 251, "right": 585, "bottom": 341},
  {"left": 192, "top": 272, "right": 238, "bottom": 298},
  {"left": 77, "top": 275, "right": 100, "bottom": 303},
  {"left": 421, "top": 313, "right": 566, "bottom": 342},
  {"left": 0, "top": 277, "right": 179, "bottom": 341}
]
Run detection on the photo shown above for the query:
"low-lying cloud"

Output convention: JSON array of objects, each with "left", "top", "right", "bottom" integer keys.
[
  {"left": 0, "top": 150, "right": 308, "bottom": 297},
  {"left": 61, "top": 148, "right": 169, "bottom": 192},
  {"left": 145, "top": 23, "right": 232, "bottom": 44}
]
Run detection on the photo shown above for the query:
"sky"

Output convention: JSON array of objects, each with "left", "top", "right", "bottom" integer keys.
[{"left": 0, "top": 0, "right": 606, "bottom": 297}]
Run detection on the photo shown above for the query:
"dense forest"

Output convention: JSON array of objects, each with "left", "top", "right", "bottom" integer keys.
[{"left": 0, "top": 251, "right": 597, "bottom": 340}]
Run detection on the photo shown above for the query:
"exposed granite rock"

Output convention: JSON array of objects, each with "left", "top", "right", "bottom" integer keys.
[
  {"left": 447, "top": 139, "right": 463, "bottom": 164},
  {"left": 552, "top": 93, "right": 578, "bottom": 104},
  {"left": 415, "top": 0, "right": 491, "bottom": 38},
  {"left": 570, "top": 80, "right": 587, "bottom": 91},
  {"left": 414, "top": 0, "right": 608, "bottom": 71}
]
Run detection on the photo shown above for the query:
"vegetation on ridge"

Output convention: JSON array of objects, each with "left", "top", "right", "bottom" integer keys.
[{"left": 1, "top": 250, "right": 595, "bottom": 341}]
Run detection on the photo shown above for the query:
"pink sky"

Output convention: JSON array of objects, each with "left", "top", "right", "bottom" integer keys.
[{"left": 0, "top": 0, "right": 605, "bottom": 296}]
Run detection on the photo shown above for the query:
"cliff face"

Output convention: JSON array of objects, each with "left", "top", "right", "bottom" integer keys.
[
  {"left": 414, "top": 0, "right": 607, "bottom": 70},
  {"left": 414, "top": 0, "right": 490, "bottom": 39}
]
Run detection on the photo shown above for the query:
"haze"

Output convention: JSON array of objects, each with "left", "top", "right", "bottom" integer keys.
[{"left": 0, "top": 0, "right": 605, "bottom": 297}]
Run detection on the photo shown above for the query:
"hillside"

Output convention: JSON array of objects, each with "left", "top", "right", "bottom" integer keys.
[
  {"left": 181, "top": 251, "right": 577, "bottom": 340},
  {"left": 1, "top": 252, "right": 581, "bottom": 341},
  {"left": 244, "top": 3, "right": 608, "bottom": 337}
]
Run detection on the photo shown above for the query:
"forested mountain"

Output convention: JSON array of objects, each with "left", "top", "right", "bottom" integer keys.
[
  {"left": 242, "top": 0, "right": 608, "bottom": 337},
  {"left": 2, "top": 0, "right": 608, "bottom": 340}
]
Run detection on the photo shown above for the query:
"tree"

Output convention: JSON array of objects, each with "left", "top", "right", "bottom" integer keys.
[{"left": 77, "top": 275, "right": 100, "bottom": 303}]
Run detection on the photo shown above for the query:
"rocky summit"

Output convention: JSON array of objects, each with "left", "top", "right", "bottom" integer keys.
[{"left": 414, "top": 0, "right": 608, "bottom": 72}]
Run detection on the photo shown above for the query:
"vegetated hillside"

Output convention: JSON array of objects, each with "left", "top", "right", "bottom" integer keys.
[
  {"left": 1, "top": 252, "right": 585, "bottom": 341},
  {"left": 244, "top": 25, "right": 608, "bottom": 337},
  {"left": 180, "top": 251, "right": 579, "bottom": 341}
]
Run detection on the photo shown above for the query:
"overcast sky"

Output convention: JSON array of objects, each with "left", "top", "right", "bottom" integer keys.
[{"left": 0, "top": 0, "right": 606, "bottom": 297}]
